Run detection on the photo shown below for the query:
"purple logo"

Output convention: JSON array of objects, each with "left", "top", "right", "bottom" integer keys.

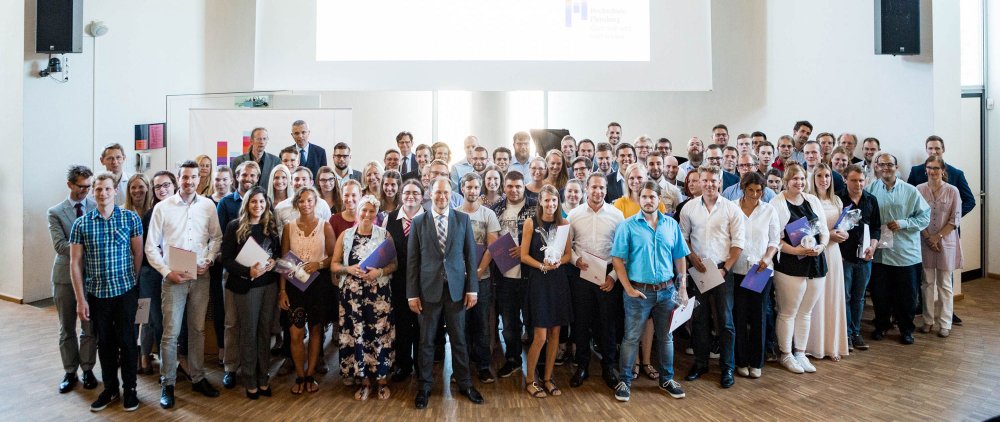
[{"left": 565, "top": 0, "right": 588, "bottom": 27}]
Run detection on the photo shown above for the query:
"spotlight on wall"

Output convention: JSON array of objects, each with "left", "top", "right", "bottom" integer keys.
[{"left": 38, "top": 57, "right": 62, "bottom": 77}]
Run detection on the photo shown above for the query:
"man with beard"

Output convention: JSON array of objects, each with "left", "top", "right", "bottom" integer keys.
[
  {"left": 330, "top": 142, "right": 362, "bottom": 186},
  {"left": 509, "top": 132, "right": 535, "bottom": 184},
  {"left": 646, "top": 152, "right": 683, "bottom": 207},
  {"left": 577, "top": 139, "right": 596, "bottom": 170},
  {"left": 469, "top": 146, "right": 490, "bottom": 178},
  {"left": 678, "top": 137, "right": 705, "bottom": 181}
]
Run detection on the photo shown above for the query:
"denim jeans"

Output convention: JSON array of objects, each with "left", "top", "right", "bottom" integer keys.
[
  {"left": 467, "top": 278, "right": 494, "bottom": 371},
  {"left": 842, "top": 260, "right": 872, "bottom": 337},
  {"left": 691, "top": 271, "right": 735, "bottom": 371},
  {"left": 160, "top": 272, "right": 211, "bottom": 385},
  {"left": 618, "top": 284, "right": 677, "bottom": 386},
  {"left": 496, "top": 277, "right": 527, "bottom": 365}
]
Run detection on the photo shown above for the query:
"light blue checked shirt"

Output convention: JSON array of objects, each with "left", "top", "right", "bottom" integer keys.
[{"left": 69, "top": 206, "right": 143, "bottom": 298}]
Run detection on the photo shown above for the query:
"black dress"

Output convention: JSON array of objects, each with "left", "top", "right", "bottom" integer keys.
[
  {"left": 524, "top": 217, "right": 572, "bottom": 328},
  {"left": 774, "top": 200, "right": 828, "bottom": 278}
]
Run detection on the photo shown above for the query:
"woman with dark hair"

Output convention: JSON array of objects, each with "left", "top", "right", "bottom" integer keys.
[
  {"left": 221, "top": 187, "right": 280, "bottom": 399},
  {"left": 916, "top": 155, "right": 962, "bottom": 338},
  {"left": 480, "top": 165, "right": 505, "bottom": 209},
  {"left": 316, "top": 165, "right": 344, "bottom": 213},
  {"left": 377, "top": 170, "right": 401, "bottom": 226},
  {"left": 136, "top": 171, "right": 177, "bottom": 375},
  {"left": 520, "top": 185, "right": 573, "bottom": 398}
]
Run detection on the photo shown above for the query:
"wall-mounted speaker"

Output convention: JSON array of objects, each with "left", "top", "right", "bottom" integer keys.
[
  {"left": 875, "top": 0, "right": 920, "bottom": 55},
  {"left": 36, "top": 0, "right": 82, "bottom": 54}
]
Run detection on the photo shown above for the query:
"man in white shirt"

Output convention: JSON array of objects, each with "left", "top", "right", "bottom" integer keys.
[
  {"left": 450, "top": 135, "right": 479, "bottom": 188},
  {"left": 100, "top": 143, "right": 130, "bottom": 206},
  {"left": 646, "top": 152, "right": 683, "bottom": 209},
  {"left": 567, "top": 173, "right": 625, "bottom": 389},
  {"left": 679, "top": 165, "right": 745, "bottom": 389},
  {"left": 274, "top": 167, "right": 333, "bottom": 235},
  {"left": 145, "top": 160, "right": 223, "bottom": 408}
]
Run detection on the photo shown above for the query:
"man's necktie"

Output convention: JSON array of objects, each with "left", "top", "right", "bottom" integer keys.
[
  {"left": 403, "top": 218, "right": 411, "bottom": 236},
  {"left": 435, "top": 215, "right": 447, "bottom": 253},
  {"left": 74, "top": 203, "right": 83, "bottom": 218}
]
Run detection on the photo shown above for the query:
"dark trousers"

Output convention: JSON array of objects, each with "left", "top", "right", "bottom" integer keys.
[
  {"left": 691, "top": 268, "right": 735, "bottom": 371},
  {"left": 467, "top": 278, "right": 493, "bottom": 371},
  {"left": 209, "top": 262, "right": 225, "bottom": 348},
  {"left": 417, "top": 288, "right": 472, "bottom": 391},
  {"left": 871, "top": 262, "right": 920, "bottom": 335},
  {"left": 734, "top": 274, "right": 771, "bottom": 369},
  {"left": 495, "top": 277, "right": 527, "bottom": 364},
  {"left": 765, "top": 284, "right": 778, "bottom": 356},
  {"left": 392, "top": 298, "right": 419, "bottom": 373},
  {"left": 235, "top": 284, "right": 277, "bottom": 390},
  {"left": 570, "top": 275, "right": 621, "bottom": 371},
  {"left": 89, "top": 287, "right": 139, "bottom": 392}
]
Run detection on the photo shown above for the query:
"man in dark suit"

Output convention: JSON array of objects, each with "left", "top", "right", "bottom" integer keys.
[
  {"left": 906, "top": 135, "right": 976, "bottom": 217},
  {"left": 230, "top": 127, "right": 280, "bottom": 188},
  {"left": 703, "top": 144, "right": 741, "bottom": 191},
  {"left": 605, "top": 143, "right": 636, "bottom": 203},
  {"left": 290, "top": 120, "right": 327, "bottom": 177},
  {"left": 402, "top": 144, "right": 431, "bottom": 183},
  {"left": 331, "top": 142, "right": 362, "bottom": 186},
  {"left": 407, "top": 177, "right": 484, "bottom": 409},
  {"left": 385, "top": 179, "right": 425, "bottom": 382},
  {"left": 48, "top": 165, "right": 99, "bottom": 394},
  {"left": 397, "top": 131, "right": 419, "bottom": 174}
]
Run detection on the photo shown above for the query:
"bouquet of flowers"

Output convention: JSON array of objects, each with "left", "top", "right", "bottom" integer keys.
[{"left": 536, "top": 226, "right": 561, "bottom": 265}]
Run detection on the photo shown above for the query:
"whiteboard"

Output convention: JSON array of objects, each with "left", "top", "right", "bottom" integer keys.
[{"left": 188, "top": 108, "right": 352, "bottom": 168}]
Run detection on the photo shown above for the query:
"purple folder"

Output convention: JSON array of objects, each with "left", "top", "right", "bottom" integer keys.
[
  {"left": 784, "top": 216, "right": 810, "bottom": 247},
  {"left": 487, "top": 233, "right": 520, "bottom": 274},
  {"left": 276, "top": 251, "right": 319, "bottom": 292},
  {"left": 740, "top": 264, "right": 773, "bottom": 293},
  {"left": 476, "top": 243, "right": 487, "bottom": 262},
  {"left": 360, "top": 238, "right": 397, "bottom": 271},
  {"left": 833, "top": 204, "right": 853, "bottom": 229}
]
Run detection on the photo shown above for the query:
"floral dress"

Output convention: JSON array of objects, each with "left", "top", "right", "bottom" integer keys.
[{"left": 338, "top": 233, "right": 395, "bottom": 380}]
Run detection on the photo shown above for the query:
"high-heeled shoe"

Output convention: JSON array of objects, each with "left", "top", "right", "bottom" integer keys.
[
  {"left": 258, "top": 385, "right": 272, "bottom": 397},
  {"left": 245, "top": 389, "right": 259, "bottom": 400}
]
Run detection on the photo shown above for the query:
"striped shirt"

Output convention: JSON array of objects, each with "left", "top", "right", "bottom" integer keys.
[{"left": 69, "top": 206, "right": 142, "bottom": 298}]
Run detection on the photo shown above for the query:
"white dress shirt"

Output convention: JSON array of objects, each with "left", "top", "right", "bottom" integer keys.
[
  {"left": 679, "top": 196, "right": 746, "bottom": 265},
  {"left": 731, "top": 199, "right": 780, "bottom": 275},
  {"left": 567, "top": 202, "right": 625, "bottom": 278},
  {"left": 145, "top": 193, "right": 223, "bottom": 277},
  {"left": 274, "top": 196, "right": 333, "bottom": 236}
]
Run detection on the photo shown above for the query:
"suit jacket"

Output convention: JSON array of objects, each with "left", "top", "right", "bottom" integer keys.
[
  {"left": 296, "top": 143, "right": 328, "bottom": 178},
  {"left": 722, "top": 171, "right": 740, "bottom": 191},
  {"left": 401, "top": 169, "right": 421, "bottom": 183},
  {"left": 385, "top": 208, "right": 417, "bottom": 305},
  {"left": 230, "top": 150, "right": 281, "bottom": 188},
  {"left": 406, "top": 209, "right": 478, "bottom": 303},
  {"left": 907, "top": 163, "right": 976, "bottom": 217},
  {"left": 605, "top": 172, "right": 625, "bottom": 203},
  {"left": 399, "top": 152, "right": 418, "bottom": 174},
  {"left": 47, "top": 197, "right": 97, "bottom": 281}
]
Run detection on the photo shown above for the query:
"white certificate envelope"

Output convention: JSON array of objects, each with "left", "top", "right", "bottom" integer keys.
[
  {"left": 135, "top": 298, "right": 151, "bottom": 324},
  {"left": 580, "top": 251, "right": 607, "bottom": 286},
  {"left": 236, "top": 237, "right": 271, "bottom": 268},
  {"left": 858, "top": 224, "right": 871, "bottom": 259},
  {"left": 688, "top": 265, "right": 725, "bottom": 294},
  {"left": 669, "top": 298, "right": 698, "bottom": 334},
  {"left": 168, "top": 246, "right": 197, "bottom": 278}
]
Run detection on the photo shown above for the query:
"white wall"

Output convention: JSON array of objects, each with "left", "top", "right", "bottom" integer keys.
[
  {"left": 986, "top": 0, "right": 1000, "bottom": 276},
  {"left": 0, "top": 0, "right": 25, "bottom": 301}
]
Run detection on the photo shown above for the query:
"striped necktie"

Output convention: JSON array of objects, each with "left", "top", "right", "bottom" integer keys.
[
  {"left": 403, "top": 217, "right": 411, "bottom": 236},
  {"left": 435, "top": 215, "right": 447, "bottom": 253}
]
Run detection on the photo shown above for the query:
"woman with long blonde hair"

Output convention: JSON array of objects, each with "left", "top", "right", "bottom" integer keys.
[
  {"left": 194, "top": 154, "right": 214, "bottom": 196},
  {"left": 124, "top": 173, "right": 153, "bottom": 217}
]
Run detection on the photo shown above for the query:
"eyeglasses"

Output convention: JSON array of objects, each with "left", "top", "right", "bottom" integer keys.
[
  {"left": 74, "top": 183, "right": 92, "bottom": 189},
  {"left": 736, "top": 164, "right": 754, "bottom": 169},
  {"left": 876, "top": 163, "right": 896, "bottom": 168},
  {"left": 153, "top": 183, "right": 174, "bottom": 190},
  {"left": 318, "top": 177, "right": 336, "bottom": 184},
  {"left": 333, "top": 154, "right": 350, "bottom": 159}
]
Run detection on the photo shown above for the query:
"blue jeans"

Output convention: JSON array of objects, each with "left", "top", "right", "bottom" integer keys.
[
  {"left": 619, "top": 284, "right": 677, "bottom": 386},
  {"left": 496, "top": 277, "right": 527, "bottom": 365},
  {"left": 842, "top": 260, "right": 872, "bottom": 338},
  {"left": 467, "top": 278, "right": 494, "bottom": 371}
]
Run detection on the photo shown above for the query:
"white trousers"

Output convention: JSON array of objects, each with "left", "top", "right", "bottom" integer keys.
[
  {"left": 921, "top": 268, "right": 954, "bottom": 330},
  {"left": 774, "top": 271, "right": 825, "bottom": 354}
]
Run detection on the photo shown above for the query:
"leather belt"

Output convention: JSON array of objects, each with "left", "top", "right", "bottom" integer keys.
[{"left": 630, "top": 281, "right": 671, "bottom": 291}]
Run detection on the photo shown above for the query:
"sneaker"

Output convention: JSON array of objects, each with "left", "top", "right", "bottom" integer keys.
[
  {"left": 123, "top": 388, "right": 139, "bottom": 412},
  {"left": 90, "top": 390, "right": 120, "bottom": 412},
  {"left": 498, "top": 362, "right": 521, "bottom": 378},
  {"left": 938, "top": 328, "right": 950, "bottom": 338},
  {"left": 709, "top": 337, "right": 721, "bottom": 359},
  {"left": 765, "top": 349, "right": 778, "bottom": 362},
  {"left": 736, "top": 367, "right": 750, "bottom": 377},
  {"left": 780, "top": 354, "right": 804, "bottom": 374},
  {"left": 848, "top": 337, "right": 854, "bottom": 352},
  {"left": 919, "top": 324, "right": 932, "bottom": 334},
  {"left": 852, "top": 335, "right": 869, "bottom": 350},
  {"left": 794, "top": 353, "right": 816, "bottom": 373},
  {"left": 659, "top": 379, "right": 685, "bottom": 399},
  {"left": 749, "top": 368, "right": 761, "bottom": 378},
  {"left": 478, "top": 368, "right": 496, "bottom": 384},
  {"left": 614, "top": 381, "right": 630, "bottom": 402}
]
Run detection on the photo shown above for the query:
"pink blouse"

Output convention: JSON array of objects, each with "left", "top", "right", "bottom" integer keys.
[{"left": 916, "top": 183, "right": 963, "bottom": 271}]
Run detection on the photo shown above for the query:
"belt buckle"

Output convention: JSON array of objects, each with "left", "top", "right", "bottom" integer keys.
[{"left": 652, "top": 282, "right": 664, "bottom": 292}]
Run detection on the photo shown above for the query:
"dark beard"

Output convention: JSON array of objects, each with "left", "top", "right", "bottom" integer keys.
[
  {"left": 688, "top": 151, "right": 703, "bottom": 164},
  {"left": 335, "top": 162, "right": 348, "bottom": 171}
]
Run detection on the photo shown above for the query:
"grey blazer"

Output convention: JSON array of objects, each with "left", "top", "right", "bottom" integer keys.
[
  {"left": 47, "top": 197, "right": 96, "bottom": 283},
  {"left": 406, "top": 210, "right": 478, "bottom": 303},
  {"left": 230, "top": 150, "right": 281, "bottom": 188}
]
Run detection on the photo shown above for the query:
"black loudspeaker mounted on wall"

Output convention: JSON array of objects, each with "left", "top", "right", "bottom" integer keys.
[
  {"left": 530, "top": 129, "right": 571, "bottom": 156},
  {"left": 36, "top": 0, "right": 83, "bottom": 54},
  {"left": 874, "top": 0, "right": 920, "bottom": 55}
]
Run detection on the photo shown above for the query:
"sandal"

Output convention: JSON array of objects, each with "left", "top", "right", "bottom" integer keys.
[
  {"left": 526, "top": 381, "right": 548, "bottom": 398},
  {"left": 354, "top": 384, "right": 371, "bottom": 401},
  {"left": 377, "top": 384, "right": 391, "bottom": 400},
  {"left": 544, "top": 379, "right": 562, "bottom": 397},
  {"left": 643, "top": 364, "right": 660, "bottom": 380},
  {"left": 305, "top": 376, "right": 319, "bottom": 393},
  {"left": 291, "top": 377, "right": 305, "bottom": 395}
]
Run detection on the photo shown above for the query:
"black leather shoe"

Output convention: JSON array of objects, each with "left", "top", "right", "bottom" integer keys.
[
  {"left": 222, "top": 371, "right": 236, "bottom": 389},
  {"left": 59, "top": 373, "right": 78, "bottom": 394},
  {"left": 871, "top": 330, "right": 885, "bottom": 341},
  {"left": 391, "top": 368, "right": 412, "bottom": 383},
  {"left": 684, "top": 364, "right": 708, "bottom": 382},
  {"left": 192, "top": 379, "right": 220, "bottom": 397},
  {"left": 900, "top": 333, "right": 915, "bottom": 345},
  {"left": 82, "top": 370, "right": 99, "bottom": 390},
  {"left": 601, "top": 367, "right": 618, "bottom": 389},
  {"left": 720, "top": 369, "right": 735, "bottom": 388},
  {"left": 415, "top": 390, "right": 429, "bottom": 409},
  {"left": 458, "top": 387, "right": 484, "bottom": 404},
  {"left": 570, "top": 367, "right": 589, "bottom": 387},
  {"left": 160, "top": 385, "right": 175, "bottom": 409},
  {"left": 258, "top": 385, "right": 272, "bottom": 397}
]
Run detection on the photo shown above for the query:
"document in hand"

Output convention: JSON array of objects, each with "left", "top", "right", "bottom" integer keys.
[
  {"left": 168, "top": 246, "right": 197, "bottom": 279},
  {"left": 360, "top": 238, "right": 397, "bottom": 271},
  {"left": 235, "top": 237, "right": 271, "bottom": 268},
  {"left": 487, "top": 233, "right": 520, "bottom": 274},
  {"left": 858, "top": 224, "right": 871, "bottom": 258},
  {"left": 135, "top": 298, "right": 151, "bottom": 324},
  {"left": 668, "top": 297, "right": 698, "bottom": 334},
  {"left": 579, "top": 251, "right": 608, "bottom": 286},
  {"left": 740, "top": 264, "right": 773, "bottom": 293},
  {"left": 784, "top": 216, "right": 810, "bottom": 246},
  {"left": 688, "top": 265, "right": 725, "bottom": 294},
  {"left": 276, "top": 251, "right": 319, "bottom": 292}
]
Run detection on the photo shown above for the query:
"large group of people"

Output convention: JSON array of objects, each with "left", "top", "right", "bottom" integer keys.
[{"left": 50, "top": 119, "right": 974, "bottom": 412}]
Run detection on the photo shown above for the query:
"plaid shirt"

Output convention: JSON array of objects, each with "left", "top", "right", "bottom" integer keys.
[{"left": 69, "top": 206, "right": 143, "bottom": 298}]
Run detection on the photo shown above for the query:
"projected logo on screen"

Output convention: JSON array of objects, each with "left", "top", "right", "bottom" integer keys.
[
  {"left": 566, "top": 1, "right": 588, "bottom": 27},
  {"left": 316, "top": 0, "right": 649, "bottom": 62}
]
